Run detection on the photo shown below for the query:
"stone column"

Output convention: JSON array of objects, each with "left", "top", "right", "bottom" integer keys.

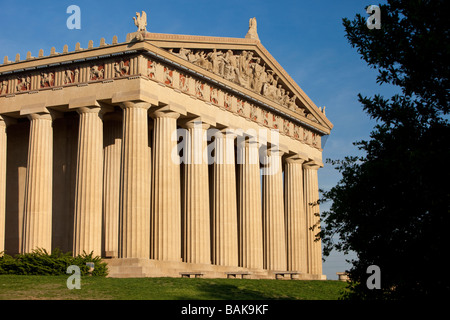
[
  {"left": 73, "top": 106, "right": 104, "bottom": 257},
  {"left": 102, "top": 112, "right": 122, "bottom": 258},
  {"left": 118, "top": 101, "right": 151, "bottom": 259},
  {"left": 303, "top": 161, "right": 323, "bottom": 275},
  {"left": 0, "top": 116, "right": 15, "bottom": 253},
  {"left": 0, "top": 117, "right": 6, "bottom": 254},
  {"left": 262, "top": 147, "right": 286, "bottom": 271},
  {"left": 182, "top": 119, "right": 211, "bottom": 264},
  {"left": 284, "top": 155, "right": 308, "bottom": 272},
  {"left": 150, "top": 108, "right": 181, "bottom": 261},
  {"left": 237, "top": 136, "right": 263, "bottom": 269},
  {"left": 22, "top": 112, "right": 54, "bottom": 253},
  {"left": 210, "top": 129, "right": 238, "bottom": 267}
]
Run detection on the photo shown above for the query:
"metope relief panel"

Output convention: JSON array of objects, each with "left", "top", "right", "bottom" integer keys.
[
  {"left": 63, "top": 67, "right": 80, "bottom": 85},
  {"left": 250, "top": 105, "right": 259, "bottom": 122},
  {"left": 195, "top": 80, "right": 206, "bottom": 99},
  {"left": 17, "top": 75, "right": 32, "bottom": 92},
  {"left": 282, "top": 119, "right": 291, "bottom": 136},
  {"left": 0, "top": 80, "right": 8, "bottom": 95},
  {"left": 179, "top": 73, "right": 190, "bottom": 93},
  {"left": 113, "top": 60, "right": 130, "bottom": 78},
  {"left": 210, "top": 87, "right": 218, "bottom": 105},
  {"left": 223, "top": 93, "right": 231, "bottom": 112},
  {"left": 236, "top": 99, "right": 245, "bottom": 117},
  {"left": 89, "top": 65, "right": 105, "bottom": 81},
  {"left": 147, "top": 60, "right": 156, "bottom": 79},
  {"left": 40, "top": 72, "right": 55, "bottom": 88},
  {"left": 163, "top": 66, "right": 173, "bottom": 86}
]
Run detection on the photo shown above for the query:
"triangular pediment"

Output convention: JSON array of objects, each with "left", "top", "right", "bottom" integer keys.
[{"left": 140, "top": 32, "right": 333, "bottom": 134}]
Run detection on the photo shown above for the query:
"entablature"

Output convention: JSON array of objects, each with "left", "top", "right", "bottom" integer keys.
[{"left": 0, "top": 22, "right": 332, "bottom": 152}]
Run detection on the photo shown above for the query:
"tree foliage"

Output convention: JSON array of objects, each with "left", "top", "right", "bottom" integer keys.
[
  {"left": 320, "top": 0, "right": 450, "bottom": 299},
  {"left": 0, "top": 248, "right": 108, "bottom": 277}
]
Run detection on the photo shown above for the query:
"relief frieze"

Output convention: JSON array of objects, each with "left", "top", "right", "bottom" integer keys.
[{"left": 0, "top": 52, "right": 321, "bottom": 149}]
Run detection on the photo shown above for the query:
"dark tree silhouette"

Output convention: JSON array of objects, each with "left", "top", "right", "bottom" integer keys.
[{"left": 320, "top": 0, "right": 450, "bottom": 299}]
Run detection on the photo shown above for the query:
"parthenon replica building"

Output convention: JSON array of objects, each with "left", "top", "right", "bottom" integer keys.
[{"left": 0, "top": 12, "right": 332, "bottom": 279}]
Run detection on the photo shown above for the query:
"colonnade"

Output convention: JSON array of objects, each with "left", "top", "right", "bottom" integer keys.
[{"left": 0, "top": 101, "right": 323, "bottom": 275}]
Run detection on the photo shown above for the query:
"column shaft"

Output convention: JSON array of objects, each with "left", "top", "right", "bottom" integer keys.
[
  {"left": 0, "top": 117, "right": 8, "bottom": 252},
  {"left": 102, "top": 113, "right": 122, "bottom": 257},
  {"left": 303, "top": 162, "right": 322, "bottom": 275},
  {"left": 284, "top": 156, "right": 307, "bottom": 272},
  {"left": 211, "top": 130, "right": 238, "bottom": 266},
  {"left": 182, "top": 120, "right": 210, "bottom": 264},
  {"left": 73, "top": 107, "right": 103, "bottom": 257},
  {"left": 118, "top": 102, "right": 151, "bottom": 259},
  {"left": 22, "top": 112, "right": 53, "bottom": 253},
  {"left": 262, "top": 149, "right": 286, "bottom": 271},
  {"left": 150, "top": 109, "right": 181, "bottom": 261},
  {"left": 237, "top": 138, "right": 263, "bottom": 269}
]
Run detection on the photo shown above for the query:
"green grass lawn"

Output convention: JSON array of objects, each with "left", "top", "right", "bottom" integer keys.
[{"left": 0, "top": 275, "right": 348, "bottom": 300}]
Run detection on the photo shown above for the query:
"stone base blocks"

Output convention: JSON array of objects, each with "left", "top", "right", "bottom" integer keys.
[{"left": 106, "top": 258, "right": 325, "bottom": 280}]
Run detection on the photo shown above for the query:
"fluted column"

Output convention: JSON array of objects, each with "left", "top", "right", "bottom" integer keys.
[
  {"left": 262, "top": 147, "right": 286, "bottom": 271},
  {"left": 237, "top": 136, "right": 263, "bottom": 269},
  {"left": 73, "top": 106, "right": 104, "bottom": 257},
  {"left": 22, "top": 112, "right": 54, "bottom": 253},
  {"left": 150, "top": 108, "right": 181, "bottom": 261},
  {"left": 118, "top": 101, "right": 151, "bottom": 259},
  {"left": 211, "top": 129, "right": 238, "bottom": 267},
  {"left": 303, "top": 161, "right": 322, "bottom": 275},
  {"left": 0, "top": 117, "right": 6, "bottom": 253},
  {"left": 284, "top": 155, "right": 307, "bottom": 272},
  {"left": 102, "top": 112, "right": 122, "bottom": 257},
  {"left": 182, "top": 119, "right": 210, "bottom": 264},
  {"left": 0, "top": 116, "right": 16, "bottom": 253}
]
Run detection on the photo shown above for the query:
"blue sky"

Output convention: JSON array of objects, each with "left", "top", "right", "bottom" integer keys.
[{"left": 0, "top": 0, "right": 397, "bottom": 280}]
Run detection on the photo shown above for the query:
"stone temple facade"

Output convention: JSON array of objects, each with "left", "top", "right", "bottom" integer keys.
[{"left": 0, "top": 13, "right": 332, "bottom": 279}]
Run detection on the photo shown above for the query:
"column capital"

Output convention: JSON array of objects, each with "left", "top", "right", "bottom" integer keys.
[
  {"left": 69, "top": 97, "right": 114, "bottom": 114},
  {"left": 236, "top": 134, "right": 259, "bottom": 148},
  {"left": 26, "top": 109, "right": 62, "bottom": 122},
  {"left": 303, "top": 159, "right": 323, "bottom": 170},
  {"left": 265, "top": 144, "right": 285, "bottom": 157},
  {"left": 120, "top": 100, "right": 152, "bottom": 110},
  {"left": 208, "top": 127, "right": 237, "bottom": 142},
  {"left": 76, "top": 105, "right": 115, "bottom": 121},
  {"left": 285, "top": 153, "right": 308, "bottom": 164},
  {"left": 149, "top": 106, "right": 180, "bottom": 120},
  {"left": 220, "top": 128, "right": 237, "bottom": 138},
  {"left": 179, "top": 117, "right": 210, "bottom": 130},
  {"left": 75, "top": 105, "right": 102, "bottom": 114}
]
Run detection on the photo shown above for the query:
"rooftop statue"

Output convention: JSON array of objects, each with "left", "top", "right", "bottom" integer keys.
[
  {"left": 133, "top": 11, "right": 147, "bottom": 32},
  {"left": 245, "top": 17, "right": 259, "bottom": 41}
]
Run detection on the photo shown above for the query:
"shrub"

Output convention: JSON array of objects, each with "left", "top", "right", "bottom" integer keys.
[{"left": 0, "top": 248, "right": 108, "bottom": 277}]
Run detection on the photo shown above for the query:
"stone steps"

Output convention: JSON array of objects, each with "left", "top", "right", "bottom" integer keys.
[{"left": 105, "top": 258, "right": 325, "bottom": 280}]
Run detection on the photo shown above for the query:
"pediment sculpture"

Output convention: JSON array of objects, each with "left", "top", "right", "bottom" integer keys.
[{"left": 168, "top": 47, "right": 312, "bottom": 119}]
